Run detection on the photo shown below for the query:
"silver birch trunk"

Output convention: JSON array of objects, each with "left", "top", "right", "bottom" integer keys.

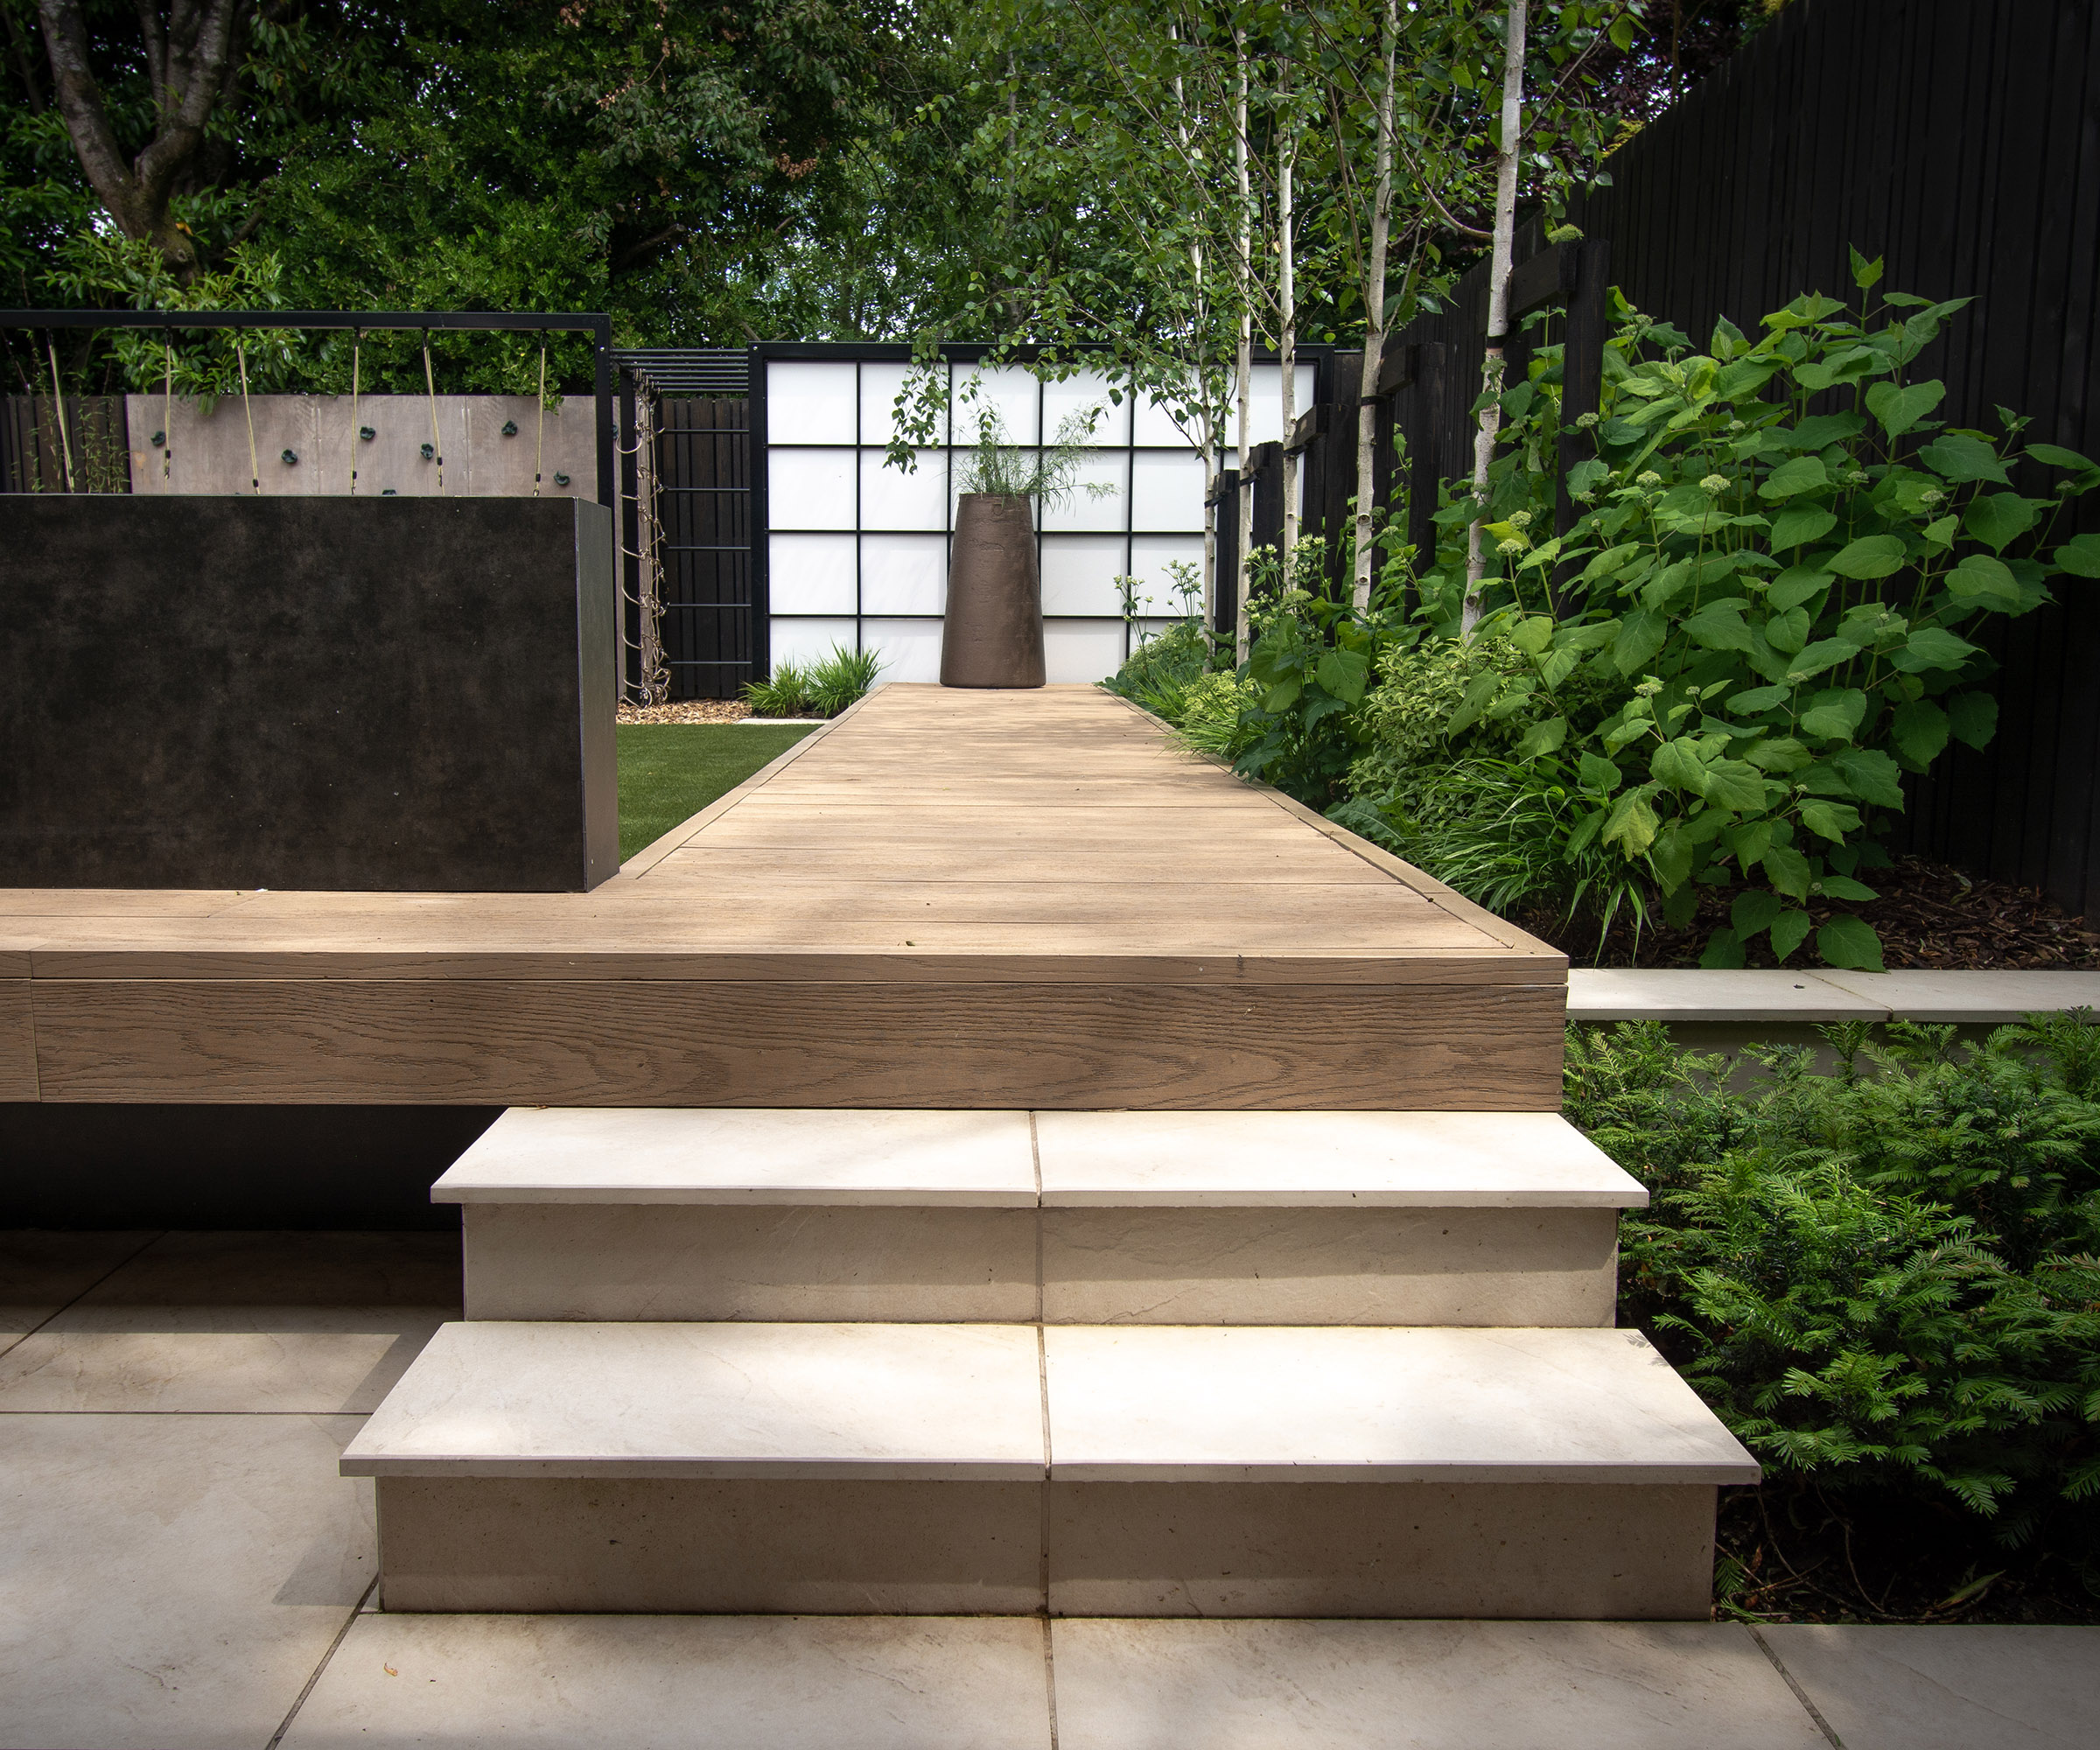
[
  {"left": 1234, "top": 30, "right": 1256, "bottom": 662},
  {"left": 1352, "top": 0, "right": 1399, "bottom": 610},
  {"left": 1278, "top": 80, "right": 1299, "bottom": 565},
  {"left": 1460, "top": 0, "right": 1527, "bottom": 638}
]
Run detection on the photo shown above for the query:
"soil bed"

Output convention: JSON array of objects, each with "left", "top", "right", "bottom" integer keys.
[
  {"left": 1713, "top": 1484, "right": 2100, "bottom": 1626},
  {"left": 1521, "top": 857, "right": 2100, "bottom": 970}
]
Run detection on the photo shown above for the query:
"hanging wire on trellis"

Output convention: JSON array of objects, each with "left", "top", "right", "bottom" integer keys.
[
  {"left": 613, "top": 388, "right": 670, "bottom": 704},
  {"left": 45, "top": 333, "right": 75, "bottom": 494},
  {"left": 348, "top": 331, "right": 361, "bottom": 495},
  {"left": 422, "top": 331, "right": 444, "bottom": 492},
  {"left": 160, "top": 337, "right": 174, "bottom": 486},
  {"left": 236, "top": 335, "right": 260, "bottom": 494},
  {"left": 534, "top": 333, "right": 546, "bottom": 496}
]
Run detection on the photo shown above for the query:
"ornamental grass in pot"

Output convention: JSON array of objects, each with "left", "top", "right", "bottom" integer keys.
[{"left": 942, "top": 408, "right": 1111, "bottom": 688}]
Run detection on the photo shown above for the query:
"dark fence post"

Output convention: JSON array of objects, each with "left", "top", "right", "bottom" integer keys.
[
  {"left": 618, "top": 368, "right": 642, "bottom": 700},
  {"left": 1408, "top": 341, "right": 1446, "bottom": 584},
  {"left": 1209, "top": 467, "right": 1240, "bottom": 646},
  {"left": 1249, "top": 440, "right": 1284, "bottom": 570},
  {"left": 746, "top": 344, "right": 770, "bottom": 684}
]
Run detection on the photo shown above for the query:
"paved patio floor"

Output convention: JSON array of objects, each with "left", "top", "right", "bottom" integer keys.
[{"left": 4, "top": 1230, "right": 2096, "bottom": 1749}]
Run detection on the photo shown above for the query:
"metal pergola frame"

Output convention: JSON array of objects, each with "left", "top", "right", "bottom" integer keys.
[{"left": 0, "top": 309, "right": 618, "bottom": 508}]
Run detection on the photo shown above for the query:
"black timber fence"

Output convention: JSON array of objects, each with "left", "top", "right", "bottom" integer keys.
[{"left": 1261, "top": 0, "right": 2100, "bottom": 920}]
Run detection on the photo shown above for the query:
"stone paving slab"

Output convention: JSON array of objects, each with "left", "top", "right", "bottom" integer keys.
[
  {"left": 277, "top": 1614, "right": 1055, "bottom": 1749},
  {"left": 0, "top": 1231, "right": 459, "bottom": 1414},
  {"left": 1761, "top": 1623, "right": 2100, "bottom": 1749},
  {"left": 1052, "top": 1618, "right": 1827, "bottom": 1750},
  {"left": 0, "top": 1411, "right": 374, "bottom": 1750},
  {"left": 0, "top": 1228, "right": 156, "bottom": 1344}
]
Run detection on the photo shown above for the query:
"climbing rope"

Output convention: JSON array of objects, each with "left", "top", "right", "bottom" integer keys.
[
  {"left": 236, "top": 336, "right": 260, "bottom": 494},
  {"left": 160, "top": 338, "right": 173, "bottom": 486},
  {"left": 348, "top": 331, "right": 360, "bottom": 495},
  {"left": 422, "top": 331, "right": 444, "bottom": 492},
  {"left": 45, "top": 334, "right": 74, "bottom": 493},
  {"left": 534, "top": 333, "right": 546, "bottom": 496}
]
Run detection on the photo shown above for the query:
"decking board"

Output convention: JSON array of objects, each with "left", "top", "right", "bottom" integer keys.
[{"left": 6, "top": 684, "right": 1566, "bottom": 1108}]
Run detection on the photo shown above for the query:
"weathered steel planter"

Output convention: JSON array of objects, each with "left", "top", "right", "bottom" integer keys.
[{"left": 941, "top": 494, "right": 1045, "bottom": 688}]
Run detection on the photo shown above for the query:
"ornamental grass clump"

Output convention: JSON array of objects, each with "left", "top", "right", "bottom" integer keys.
[{"left": 1391, "top": 255, "right": 2100, "bottom": 970}]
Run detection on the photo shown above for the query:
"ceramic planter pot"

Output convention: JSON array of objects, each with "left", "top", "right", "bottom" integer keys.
[{"left": 941, "top": 493, "right": 1045, "bottom": 688}]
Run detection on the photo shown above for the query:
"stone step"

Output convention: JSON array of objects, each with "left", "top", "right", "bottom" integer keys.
[
  {"left": 434, "top": 1108, "right": 1646, "bottom": 1326},
  {"left": 341, "top": 1320, "right": 1755, "bottom": 1618}
]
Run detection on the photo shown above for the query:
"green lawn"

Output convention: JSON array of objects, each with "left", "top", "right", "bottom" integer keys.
[{"left": 616, "top": 723, "right": 818, "bottom": 861}]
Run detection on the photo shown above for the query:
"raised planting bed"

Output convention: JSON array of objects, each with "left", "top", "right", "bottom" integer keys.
[{"left": 1519, "top": 858, "right": 2100, "bottom": 972}]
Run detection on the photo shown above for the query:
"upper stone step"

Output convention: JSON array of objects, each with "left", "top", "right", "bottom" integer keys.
[
  {"left": 439, "top": 1110, "right": 1646, "bottom": 1326},
  {"left": 432, "top": 1108, "right": 1644, "bottom": 1208}
]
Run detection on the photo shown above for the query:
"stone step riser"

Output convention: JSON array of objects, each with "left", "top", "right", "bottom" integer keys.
[
  {"left": 372, "top": 1475, "right": 1715, "bottom": 1619},
  {"left": 461, "top": 1202, "right": 1623, "bottom": 1327}
]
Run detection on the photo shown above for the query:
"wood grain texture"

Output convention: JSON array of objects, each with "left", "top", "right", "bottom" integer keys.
[
  {"left": 13, "top": 683, "right": 1565, "bottom": 1104},
  {"left": 29, "top": 977, "right": 1564, "bottom": 1109},
  {"left": 0, "top": 980, "right": 35, "bottom": 1098}
]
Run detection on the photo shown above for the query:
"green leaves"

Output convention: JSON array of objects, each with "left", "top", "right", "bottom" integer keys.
[
  {"left": 1866, "top": 378, "right": 1944, "bottom": 439},
  {"left": 1612, "top": 607, "right": 1670, "bottom": 676},
  {"left": 1515, "top": 715, "right": 1568, "bottom": 758},
  {"left": 1445, "top": 670, "right": 1502, "bottom": 738},
  {"left": 2054, "top": 534, "right": 2100, "bottom": 578},
  {"left": 1763, "top": 606, "right": 1810, "bottom": 654},
  {"left": 1768, "top": 507, "right": 1838, "bottom": 550},
  {"left": 1768, "top": 565, "right": 1834, "bottom": 612},
  {"left": 1817, "top": 914, "right": 1886, "bottom": 970},
  {"left": 1800, "top": 798, "right": 1864, "bottom": 841},
  {"left": 1769, "top": 906, "right": 1815, "bottom": 962},
  {"left": 1963, "top": 494, "right": 2040, "bottom": 553},
  {"left": 1798, "top": 689, "right": 1868, "bottom": 741},
  {"left": 1828, "top": 534, "right": 1908, "bottom": 578},
  {"left": 1314, "top": 646, "right": 1369, "bottom": 703},
  {"left": 1764, "top": 843, "right": 1812, "bottom": 900},
  {"left": 1832, "top": 747, "right": 1905, "bottom": 807},
  {"left": 1918, "top": 432, "right": 2011, "bottom": 485},
  {"left": 1683, "top": 598, "right": 1755, "bottom": 651},
  {"left": 1601, "top": 787, "right": 1660, "bottom": 857},
  {"left": 1649, "top": 737, "right": 1708, "bottom": 795},
  {"left": 1894, "top": 626, "right": 1979, "bottom": 672},
  {"left": 1890, "top": 697, "right": 1950, "bottom": 765},
  {"left": 1760, "top": 455, "right": 1830, "bottom": 500},
  {"left": 1946, "top": 553, "right": 2023, "bottom": 609}
]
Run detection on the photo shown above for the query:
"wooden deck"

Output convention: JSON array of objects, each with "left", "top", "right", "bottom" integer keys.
[{"left": 0, "top": 685, "right": 1566, "bottom": 1110}]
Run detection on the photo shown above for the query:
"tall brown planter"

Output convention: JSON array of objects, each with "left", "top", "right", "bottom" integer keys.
[{"left": 941, "top": 493, "right": 1045, "bottom": 689}]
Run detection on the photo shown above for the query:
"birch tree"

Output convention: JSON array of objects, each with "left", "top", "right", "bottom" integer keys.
[
  {"left": 1460, "top": 0, "right": 1529, "bottom": 637},
  {"left": 1350, "top": 0, "right": 1398, "bottom": 608}
]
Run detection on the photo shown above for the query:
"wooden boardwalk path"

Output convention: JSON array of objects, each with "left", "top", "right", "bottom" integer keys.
[{"left": 1, "top": 684, "right": 1565, "bottom": 1109}]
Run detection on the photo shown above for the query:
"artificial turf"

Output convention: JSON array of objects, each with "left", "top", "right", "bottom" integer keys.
[{"left": 615, "top": 723, "right": 817, "bottom": 861}]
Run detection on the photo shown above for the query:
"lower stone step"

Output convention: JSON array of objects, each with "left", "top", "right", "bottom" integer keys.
[
  {"left": 341, "top": 1320, "right": 1756, "bottom": 1618},
  {"left": 437, "top": 1108, "right": 1644, "bottom": 1326}
]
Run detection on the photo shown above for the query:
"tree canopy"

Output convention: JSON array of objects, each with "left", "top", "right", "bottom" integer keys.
[{"left": 2, "top": 0, "right": 1770, "bottom": 390}]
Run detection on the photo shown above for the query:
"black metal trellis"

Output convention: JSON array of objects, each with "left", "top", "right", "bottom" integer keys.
[
  {"left": 0, "top": 309, "right": 619, "bottom": 508},
  {"left": 612, "top": 347, "right": 760, "bottom": 700}
]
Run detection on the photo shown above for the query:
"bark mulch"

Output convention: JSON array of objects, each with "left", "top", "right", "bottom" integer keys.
[
  {"left": 1519, "top": 856, "right": 2100, "bottom": 970},
  {"left": 617, "top": 699, "right": 752, "bottom": 724}
]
